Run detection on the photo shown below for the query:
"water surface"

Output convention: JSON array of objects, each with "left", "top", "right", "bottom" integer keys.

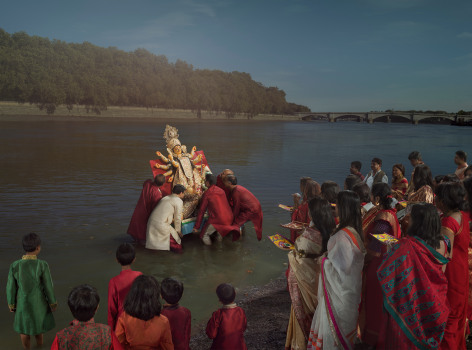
[{"left": 0, "top": 118, "right": 470, "bottom": 348}]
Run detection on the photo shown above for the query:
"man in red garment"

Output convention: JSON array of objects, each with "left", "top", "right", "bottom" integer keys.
[
  {"left": 193, "top": 174, "right": 239, "bottom": 245},
  {"left": 224, "top": 175, "right": 263, "bottom": 241},
  {"left": 216, "top": 169, "right": 234, "bottom": 203},
  {"left": 127, "top": 174, "right": 166, "bottom": 243}
]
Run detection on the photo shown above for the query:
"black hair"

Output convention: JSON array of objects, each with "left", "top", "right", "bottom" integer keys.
[
  {"left": 205, "top": 173, "right": 217, "bottom": 186},
  {"left": 160, "top": 277, "right": 184, "bottom": 305},
  {"left": 216, "top": 283, "right": 236, "bottom": 305},
  {"left": 456, "top": 150, "right": 467, "bottom": 162},
  {"left": 408, "top": 151, "right": 422, "bottom": 161},
  {"left": 464, "top": 165, "right": 472, "bottom": 178},
  {"left": 321, "top": 181, "right": 340, "bottom": 204},
  {"left": 442, "top": 174, "right": 460, "bottom": 183},
  {"left": 434, "top": 175, "right": 445, "bottom": 184},
  {"left": 435, "top": 182, "right": 467, "bottom": 212},
  {"left": 392, "top": 163, "right": 406, "bottom": 176},
  {"left": 344, "top": 174, "right": 362, "bottom": 191},
  {"left": 407, "top": 203, "right": 442, "bottom": 249},
  {"left": 154, "top": 174, "right": 166, "bottom": 186},
  {"left": 299, "top": 177, "right": 312, "bottom": 193},
  {"left": 124, "top": 275, "right": 161, "bottom": 321},
  {"left": 225, "top": 174, "right": 238, "bottom": 185},
  {"left": 68, "top": 284, "right": 100, "bottom": 322},
  {"left": 116, "top": 243, "right": 135, "bottom": 266},
  {"left": 351, "top": 161, "right": 362, "bottom": 171},
  {"left": 464, "top": 177, "right": 472, "bottom": 216},
  {"left": 412, "top": 164, "right": 433, "bottom": 191},
  {"left": 308, "top": 197, "right": 336, "bottom": 252},
  {"left": 337, "top": 191, "right": 363, "bottom": 240},
  {"left": 22, "top": 232, "right": 41, "bottom": 252},
  {"left": 371, "top": 183, "right": 393, "bottom": 209},
  {"left": 352, "top": 183, "right": 371, "bottom": 203},
  {"left": 372, "top": 157, "right": 382, "bottom": 166},
  {"left": 172, "top": 184, "right": 186, "bottom": 194}
]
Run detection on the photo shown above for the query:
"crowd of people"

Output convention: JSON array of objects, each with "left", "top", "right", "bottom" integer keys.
[
  {"left": 6, "top": 149, "right": 472, "bottom": 349},
  {"left": 7, "top": 237, "right": 247, "bottom": 349},
  {"left": 127, "top": 169, "right": 263, "bottom": 252},
  {"left": 285, "top": 150, "right": 472, "bottom": 350}
]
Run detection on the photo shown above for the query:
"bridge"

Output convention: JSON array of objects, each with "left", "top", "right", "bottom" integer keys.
[{"left": 295, "top": 112, "right": 472, "bottom": 125}]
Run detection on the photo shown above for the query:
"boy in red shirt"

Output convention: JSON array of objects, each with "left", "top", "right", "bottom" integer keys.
[
  {"left": 160, "top": 278, "right": 191, "bottom": 350},
  {"left": 206, "top": 283, "right": 247, "bottom": 350},
  {"left": 108, "top": 243, "right": 142, "bottom": 330}
]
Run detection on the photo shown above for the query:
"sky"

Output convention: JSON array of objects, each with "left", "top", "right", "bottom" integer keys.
[{"left": 1, "top": 0, "right": 471, "bottom": 112}]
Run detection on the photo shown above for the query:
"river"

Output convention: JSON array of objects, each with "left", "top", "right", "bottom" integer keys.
[{"left": 0, "top": 118, "right": 470, "bottom": 348}]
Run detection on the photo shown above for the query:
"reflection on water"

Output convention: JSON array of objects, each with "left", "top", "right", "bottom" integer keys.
[{"left": 0, "top": 118, "right": 470, "bottom": 348}]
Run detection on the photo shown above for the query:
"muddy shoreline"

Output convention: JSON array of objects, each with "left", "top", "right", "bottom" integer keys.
[{"left": 189, "top": 275, "right": 291, "bottom": 349}]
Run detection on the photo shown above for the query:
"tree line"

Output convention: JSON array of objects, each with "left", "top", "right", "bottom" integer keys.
[{"left": 0, "top": 29, "right": 310, "bottom": 116}]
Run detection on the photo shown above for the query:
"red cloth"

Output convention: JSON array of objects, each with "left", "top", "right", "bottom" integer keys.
[
  {"left": 51, "top": 319, "right": 123, "bottom": 350},
  {"left": 290, "top": 201, "right": 310, "bottom": 242},
  {"left": 216, "top": 174, "right": 232, "bottom": 204},
  {"left": 108, "top": 269, "right": 142, "bottom": 331},
  {"left": 169, "top": 235, "right": 183, "bottom": 254},
  {"left": 230, "top": 185, "right": 263, "bottom": 240},
  {"left": 440, "top": 212, "right": 470, "bottom": 350},
  {"left": 195, "top": 185, "right": 239, "bottom": 240},
  {"left": 360, "top": 209, "right": 401, "bottom": 347},
  {"left": 161, "top": 305, "right": 191, "bottom": 350},
  {"left": 115, "top": 312, "right": 173, "bottom": 350},
  {"left": 377, "top": 236, "right": 449, "bottom": 349},
  {"left": 206, "top": 306, "right": 247, "bottom": 350},
  {"left": 127, "top": 180, "right": 163, "bottom": 242}
]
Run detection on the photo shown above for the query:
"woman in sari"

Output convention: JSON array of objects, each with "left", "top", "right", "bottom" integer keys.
[
  {"left": 391, "top": 163, "right": 408, "bottom": 200},
  {"left": 377, "top": 203, "right": 449, "bottom": 349},
  {"left": 463, "top": 178, "right": 472, "bottom": 322},
  {"left": 286, "top": 197, "right": 336, "bottom": 350},
  {"left": 290, "top": 180, "right": 322, "bottom": 242},
  {"left": 359, "top": 183, "right": 401, "bottom": 348},
  {"left": 307, "top": 191, "right": 366, "bottom": 350},
  {"left": 407, "top": 164, "right": 434, "bottom": 203},
  {"left": 436, "top": 182, "right": 470, "bottom": 350}
]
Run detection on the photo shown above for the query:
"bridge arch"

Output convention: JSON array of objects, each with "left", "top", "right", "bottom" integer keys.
[
  {"left": 301, "top": 114, "right": 329, "bottom": 121},
  {"left": 370, "top": 114, "right": 411, "bottom": 123}
]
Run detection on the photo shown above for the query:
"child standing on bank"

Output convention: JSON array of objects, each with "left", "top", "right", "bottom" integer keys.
[
  {"left": 108, "top": 243, "right": 142, "bottom": 331},
  {"left": 161, "top": 277, "right": 191, "bottom": 350},
  {"left": 6, "top": 232, "right": 57, "bottom": 350},
  {"left": 51, "top": 284, "right": 122, "bottom": 350},
  {"left": 206, "top": 283, "right": 247, "bottom": 350}
]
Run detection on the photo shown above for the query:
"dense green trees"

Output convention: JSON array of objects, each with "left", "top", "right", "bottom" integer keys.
[{"left": 0, "top": 29, "right": 310, "bottom": 115}]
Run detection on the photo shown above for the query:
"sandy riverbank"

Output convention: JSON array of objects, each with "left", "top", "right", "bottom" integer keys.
[
  {"left": 189, "top": 274, "right": 291, "bottom": 349},
  {"left": 0, "top": 102, "right": 302, "bottom": 121}
]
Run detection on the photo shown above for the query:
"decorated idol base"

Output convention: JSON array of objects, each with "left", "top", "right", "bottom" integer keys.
[{"left": 181, "top": 215, "right": 208, "bottom": 235}]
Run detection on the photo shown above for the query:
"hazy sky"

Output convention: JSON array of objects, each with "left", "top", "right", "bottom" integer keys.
[{"left": 1, "top": 0, "right": 471, "bottom": 112}]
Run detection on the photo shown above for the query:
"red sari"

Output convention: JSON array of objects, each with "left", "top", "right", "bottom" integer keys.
[
  {"left": 377, "top": 236, "right": 449, "bottom": 349},
  {"left": 440, "top": 212, "right": 470, "bottom": 350},
  {"left": 360, "top": 208, "right": 401, "bottom": 347},
  {"left": 289, "top": 201, "right": 310, "bottom": 242}
]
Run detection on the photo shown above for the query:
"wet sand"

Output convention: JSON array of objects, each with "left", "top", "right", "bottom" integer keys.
[{"left": 190, "top": 275, "right": 291, "bottom": 349}]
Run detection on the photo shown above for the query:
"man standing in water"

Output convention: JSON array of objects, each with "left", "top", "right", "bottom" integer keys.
[
  {"left": 193, "top": 174, "right": 238, "bottom": 245},
  {"left": 224, "top": 175, "right": 263, "bottom": 241},
  {"left": 146, "top": 185, "right": 185, "bottom": 253},
  {"left": 127, "top": 174, "right": 166, "bottom": 244}
]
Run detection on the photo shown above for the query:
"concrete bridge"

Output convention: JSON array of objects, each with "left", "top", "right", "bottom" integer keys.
[{"left": 295, "top": 112, "right": 472, "bottom": 125}]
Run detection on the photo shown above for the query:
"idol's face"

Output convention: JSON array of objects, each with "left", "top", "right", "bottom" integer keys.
[{"left": 173, "top": 145, "right": 182, "bottom": 155}]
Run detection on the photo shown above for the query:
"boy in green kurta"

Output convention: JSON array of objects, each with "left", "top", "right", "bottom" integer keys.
[{"left": 6, "top": 232, "right": 57, "bottom": 350}]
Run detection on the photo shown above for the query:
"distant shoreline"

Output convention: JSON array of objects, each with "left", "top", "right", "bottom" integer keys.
[{"left": 0, "top": 102, "right": 301, "bottom": 122}]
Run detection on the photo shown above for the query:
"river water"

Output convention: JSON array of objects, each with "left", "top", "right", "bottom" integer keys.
[{"left": 0, "top": 118, "right": 470, "bottom": 348}]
